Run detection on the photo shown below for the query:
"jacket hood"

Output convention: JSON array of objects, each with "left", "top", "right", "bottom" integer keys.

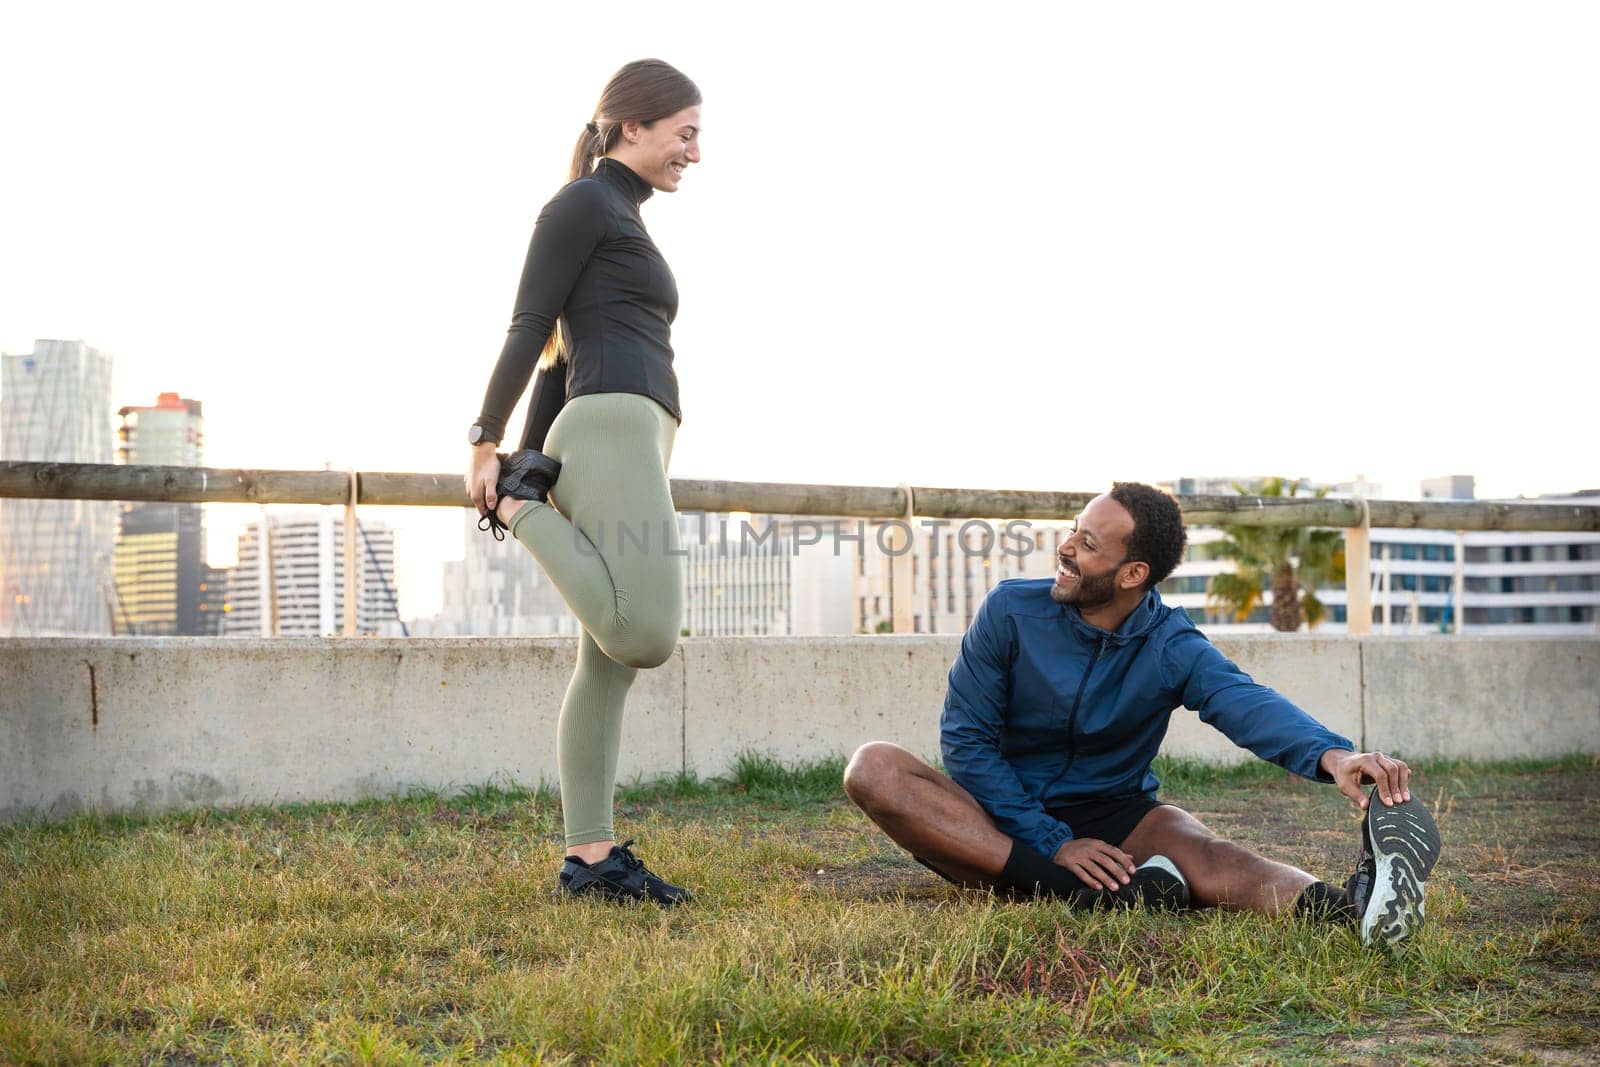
[{"left": 1064, "top": 588, "right": 1173, "bottom": 645}]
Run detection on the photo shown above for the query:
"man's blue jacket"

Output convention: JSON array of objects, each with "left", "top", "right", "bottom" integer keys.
[{"left": 940, "top": 578, "right": 1353, "bottom": 860}]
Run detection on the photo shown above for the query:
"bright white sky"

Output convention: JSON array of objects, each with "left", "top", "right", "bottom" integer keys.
[{"left": 3, "top": 1, "right": 1596, "bottom": 619}]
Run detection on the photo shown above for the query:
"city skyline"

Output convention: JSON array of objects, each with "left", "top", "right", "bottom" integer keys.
[
  {"left": 3, "top": 354, "right": 1592, "bottom": 637},
  {"left": 2, "top": 335, "right": 1592, "bottom": 626}
]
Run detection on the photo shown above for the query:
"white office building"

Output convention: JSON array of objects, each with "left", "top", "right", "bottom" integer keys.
[
  {"left": 0, "top": 339, "right": 117, "bottom": 636},
  {"left": 680, "top": 514, "right": 789, "bottom": 637},
  {"left": 223, "top": 512, "right": 399, "bottom": 636},
  {"left": 684, "top": 538, "right": 791, "bottom": 637},
  {"left": 676, "top": 514, "right": 860, "bottom": 637},
  {"left": 1159, "top": 478, "right": 1600, "bottom": 635}
]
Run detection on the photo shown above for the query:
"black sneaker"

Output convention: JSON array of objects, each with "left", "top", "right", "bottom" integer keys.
[
  {"left": 477, "top": 450, "right": 562, "bottom": 540},
  {"left": 555, "top": 840, "right": 692, "bottom": 907},
  {"left": 1113, "top": 855, "right": 1191, "bottom": 911},
  {"left": 497, "top": 450, "right": 561, "bottom": 503},
  {"left": 1347, "top": 787, "right": 1441, "bottom": 946},
  {"left": 1070, "top": 855, "right": 1191, "bottom": 911}
]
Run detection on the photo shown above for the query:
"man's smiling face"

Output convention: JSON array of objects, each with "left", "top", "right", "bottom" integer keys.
[{"left": 1051, "top": 494, "right": 1135, "bottom": 610}]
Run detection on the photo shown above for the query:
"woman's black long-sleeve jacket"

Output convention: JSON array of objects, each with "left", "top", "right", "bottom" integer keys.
[{"left": 475, "top": 157, "right": 682, "bottom": 450}]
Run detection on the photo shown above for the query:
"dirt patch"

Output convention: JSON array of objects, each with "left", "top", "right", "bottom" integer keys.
[
  {"left": 804, "top": 860, "right": 954, "bottom": 903},
  {"left": 1334, "top": 1020, "right": 1600, "bottom": 1066}
]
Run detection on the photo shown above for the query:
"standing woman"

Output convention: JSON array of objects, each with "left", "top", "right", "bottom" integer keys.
[{"left": 465, "top": 60, "right": 701, "bottom": 906}]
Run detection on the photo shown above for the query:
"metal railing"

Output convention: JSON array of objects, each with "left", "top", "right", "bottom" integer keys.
[{"left": 4, "top": 461, "right": 1598, "bottom": 636}]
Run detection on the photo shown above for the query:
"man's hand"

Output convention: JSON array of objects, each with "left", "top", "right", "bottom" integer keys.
[
  {"left": 1052, "top": 838, "right": 1135, "bottom": 891},
  {"left": 1321, "top": 748, "right": 1411, "bottom": 810}
]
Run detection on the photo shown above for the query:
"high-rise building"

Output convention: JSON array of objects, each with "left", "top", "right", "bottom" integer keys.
[
  {"left": 111, "top": 393, "right": 226, "bottom": 635},
  {"left": 682, "top": 513, "right": 793, "bottom": 636},
  {"left": 117, "top": 392, "right": 204, "bottom": 467},
  {"left": 0, "top": 339, "right": 117, "bottom": 636},
  {"left": 674, "top": 513, "right": 863, "bottom": 637},
  {"left": 423, "top": 510, "right": 579, "bottom": 637},
  {"left": 112, "top": 504, "right": 215, "bottom": 634},
  {"left": 222, "top": 512, "right": 399, "bottom": 636}
]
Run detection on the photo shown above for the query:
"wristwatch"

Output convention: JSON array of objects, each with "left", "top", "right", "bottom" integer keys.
[{"left": 467, "top": 423, "right": 500, "bottom": 446}]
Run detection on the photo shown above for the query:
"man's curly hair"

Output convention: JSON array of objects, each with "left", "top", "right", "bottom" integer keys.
[{"left": 1109, "top": 482, "right": 1187, "bottom": 590}]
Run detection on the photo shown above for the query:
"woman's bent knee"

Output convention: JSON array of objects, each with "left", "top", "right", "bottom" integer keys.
[{"left": 609, "top": 629, "right": 678, "bottom": 670}]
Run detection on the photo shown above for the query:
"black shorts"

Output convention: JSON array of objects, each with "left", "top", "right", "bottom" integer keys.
[
  {"left": 1044, "top": 794, "right": 1169, "bottom": 849},
  {"left": 914, "top": 794, "right": 1169, "bottom": 886}
]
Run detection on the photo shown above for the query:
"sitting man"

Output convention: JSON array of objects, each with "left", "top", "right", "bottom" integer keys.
[{"left": 843, "top": 482, "right": 1440, "bottom": 946}]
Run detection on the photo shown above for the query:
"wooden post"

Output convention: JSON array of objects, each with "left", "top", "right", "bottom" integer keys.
[
  {"left": 892, "top": 484, "right": 916, "bottom": 634},
  {"left": 1380, "top": 543, "right": 1391, "bottom": 634},
  {"left": 261, "top": 509, "right": 278, "bottom": 638},
  {"left": 1344, "top": 499, "right": 1372, "bottom": 635},
  {"left": 343, "top": 471, "right": 359, "bottom": 637},
  {"left": 1453, "top": 530, "right": 1466, "bottom": 635}
]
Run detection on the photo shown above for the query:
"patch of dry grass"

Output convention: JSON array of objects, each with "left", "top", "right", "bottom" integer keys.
[{"left": 2, "top": 755, "right": 1597, "bottom": 1065}]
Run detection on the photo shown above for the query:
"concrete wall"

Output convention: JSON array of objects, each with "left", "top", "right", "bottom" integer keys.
[
  {"left": 2, "top": 636, "right": 1595, "bottom": 821},
  {"left": 1362, "top": 638, "right": 1598, "bottom": 760}
]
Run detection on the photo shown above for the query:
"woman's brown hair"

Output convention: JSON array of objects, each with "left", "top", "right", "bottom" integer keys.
[{"left": 539, "top": 59, "right": 701, "bottom": 369}]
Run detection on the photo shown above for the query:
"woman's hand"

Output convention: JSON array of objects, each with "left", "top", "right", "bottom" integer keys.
[{"left": 465, "top": 444, "right": 501, "bottom": 517}]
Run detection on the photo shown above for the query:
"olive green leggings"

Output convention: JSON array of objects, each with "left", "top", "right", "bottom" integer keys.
[{"left": 507, "top": 393, "right": 683, "bottom": 846}]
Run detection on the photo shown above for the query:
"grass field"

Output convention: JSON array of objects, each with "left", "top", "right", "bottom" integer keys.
[{"left": 3, "top": 754, "right": 1597, "bottom": 1065}]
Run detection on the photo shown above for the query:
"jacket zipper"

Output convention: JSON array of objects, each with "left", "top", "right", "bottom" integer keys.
[
  {"left": 1063, "top": 636, "right": 1109, "bottom": 761},
  {"left": 1036, "top": 631, "right": 1113, "bottom": 804}
]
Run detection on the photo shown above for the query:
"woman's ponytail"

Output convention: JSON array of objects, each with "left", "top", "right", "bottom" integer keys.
[{"left": 565, "top": 120, "right": 610, "bottom": 184}]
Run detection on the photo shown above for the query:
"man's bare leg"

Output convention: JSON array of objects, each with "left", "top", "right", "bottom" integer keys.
[
  {"left": 841, "top": 742, "right": 1014, "bottom": 887},
  {"left": 1119, "top": 805, "right": 1318, "bottom": 915}
]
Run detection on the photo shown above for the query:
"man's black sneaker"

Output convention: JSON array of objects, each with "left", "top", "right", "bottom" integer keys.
[
  {"left": 476, "top": 450, "right": 562, "bottom": 540},
  {"left": 1347, "top": 787, "right": 1441, "bottom": 946},
  {"left": 1060, "top": 856, "right": 1191, "bottom": 911},
  {"left": 1113, "top": 855, "right": 1191, "bottom": 911},
  {"left": 1295, "top": 880, "right": 1359, "bottom": 925},
  {"left": 555, "top": 840, "right": 692, "bottom": 907},
  {"left": 1077, "top": 855, "right": 1190, "bottom": 911}
]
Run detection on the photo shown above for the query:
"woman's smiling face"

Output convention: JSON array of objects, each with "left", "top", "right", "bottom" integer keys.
[{"left": 617, "top": 105, "right": 701, "bottom": 193}]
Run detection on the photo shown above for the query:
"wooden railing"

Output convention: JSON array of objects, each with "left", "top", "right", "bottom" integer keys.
[{"left": 5, "top": 461, "right": 1597, "bottom": 636}]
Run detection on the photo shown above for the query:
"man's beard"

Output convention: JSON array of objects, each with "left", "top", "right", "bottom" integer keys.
[{"left": 1050, "top": 564, "right": 1121, "bottom": 611}]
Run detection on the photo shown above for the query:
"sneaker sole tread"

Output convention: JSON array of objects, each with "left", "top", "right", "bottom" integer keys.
[{"left": 1360, "top": 793, "right": 1441, "bottom": 946}]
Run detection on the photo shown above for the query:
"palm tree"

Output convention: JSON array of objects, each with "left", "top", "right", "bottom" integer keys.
[{"left": 1205, "top": 478, "right": 1347, "bottom": 632}]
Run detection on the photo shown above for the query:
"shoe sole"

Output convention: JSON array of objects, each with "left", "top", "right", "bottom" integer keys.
[
  {"left": 552, "top": 885, "right": 643, "bottom": 904},
  {"left": 1360, "top": 791, "right": 1441, "bottom": 946}
]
